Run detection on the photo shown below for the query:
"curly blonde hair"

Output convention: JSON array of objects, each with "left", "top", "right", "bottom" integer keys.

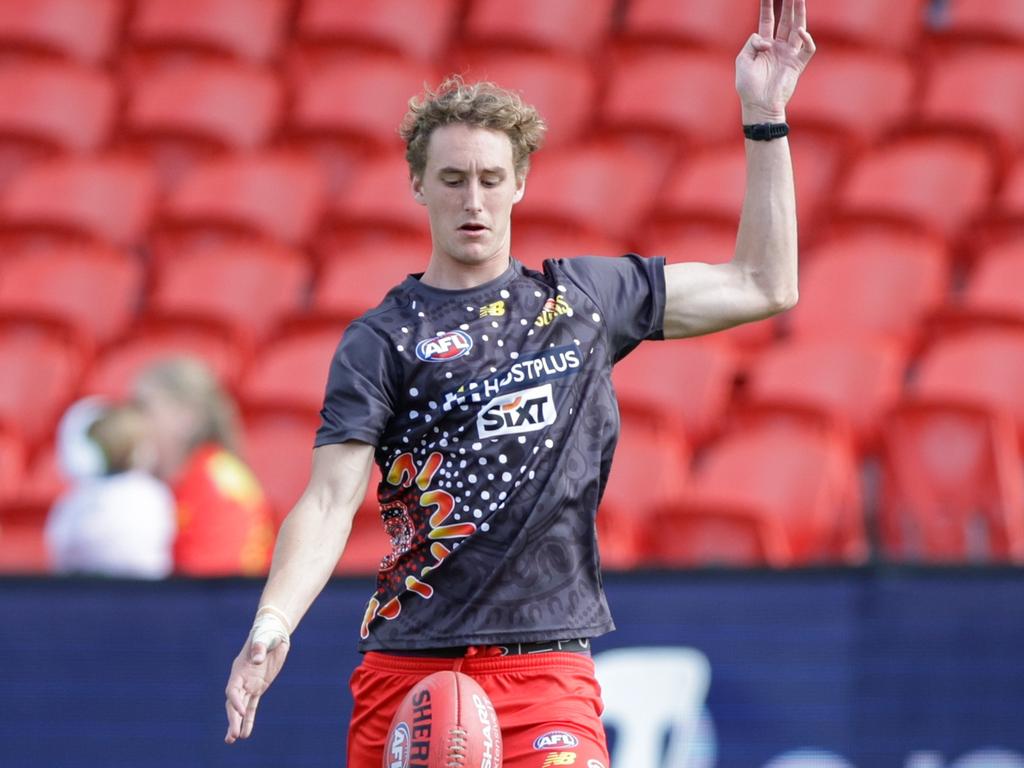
[{"left": 400, "top": 75, "right": 547, "bottom": 182}]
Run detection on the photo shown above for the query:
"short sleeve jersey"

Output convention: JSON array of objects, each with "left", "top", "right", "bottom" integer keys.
[{"left": 316, "top": 255, "right": 666, "bottom": 651}]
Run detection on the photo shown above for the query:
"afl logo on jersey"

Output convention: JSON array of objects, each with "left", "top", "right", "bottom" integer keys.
[{"left": 416, "top": 330, "right": 473, "bottom": 362}]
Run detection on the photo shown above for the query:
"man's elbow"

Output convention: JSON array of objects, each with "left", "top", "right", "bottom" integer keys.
[{"left": 765, "top": 288, "right": 799, "bottom": 314}]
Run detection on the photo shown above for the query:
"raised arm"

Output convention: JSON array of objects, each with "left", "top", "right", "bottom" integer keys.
[
  {"left": 224, "top": 440, "right": 375, "bottom": 744},
  {"left": 663, "top": 0, "right": 815, "bottom": 339}
]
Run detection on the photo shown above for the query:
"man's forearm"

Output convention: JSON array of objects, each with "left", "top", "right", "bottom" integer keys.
[{"left": 732, "top": 113, "right": 799, "bottom": 311}]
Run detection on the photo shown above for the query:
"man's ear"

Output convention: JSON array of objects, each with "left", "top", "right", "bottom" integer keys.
[
  {"left": 411, "top": 174, "right": 427, "bottom": 206},
  {"left": 512, "top": 174, "right": 526, "bottom": 205}
]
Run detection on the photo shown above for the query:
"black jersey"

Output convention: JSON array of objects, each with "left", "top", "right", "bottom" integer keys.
[{"left": 315, "top": 255, "right": 666, "bottom": 651}]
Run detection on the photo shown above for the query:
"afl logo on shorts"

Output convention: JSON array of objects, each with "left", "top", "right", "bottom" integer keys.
[
  {"left": 416, "top": 331, "right": 473, "bottom": 362},
  {"left": 386, "top": 722, "right": 411, "bottom": 768},
  {"left": 533, "top": 730, "right": 580, "bottom": 750}
]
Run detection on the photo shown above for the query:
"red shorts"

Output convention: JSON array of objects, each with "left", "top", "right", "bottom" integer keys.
[{"left": 347, "top": 649, "right": 611, "bottom": 768}]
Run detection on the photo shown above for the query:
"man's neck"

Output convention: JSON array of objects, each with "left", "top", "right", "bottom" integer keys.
[{"left": 418, "top": 250, "right": 511, "bottom": 290}]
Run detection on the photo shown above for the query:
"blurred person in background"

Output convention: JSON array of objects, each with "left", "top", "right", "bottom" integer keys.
[
  {"left": 46, "top": 398, "right": 175, "bottom": 579},
  {"left": 134, "top": 357, "right": 273, "bottom": 576}
]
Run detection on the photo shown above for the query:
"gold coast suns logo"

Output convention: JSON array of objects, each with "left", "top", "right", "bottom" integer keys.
[
  {"left": 534, "top": 296, "right": 572, "bottom": 327},
  {"left": 359, "top": 452, "right": 476, "bottom": 639}
]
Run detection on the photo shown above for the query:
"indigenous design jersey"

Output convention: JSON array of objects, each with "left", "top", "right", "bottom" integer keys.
[{"left": 315, "top": 256, "right": 665, "bottom": 651}]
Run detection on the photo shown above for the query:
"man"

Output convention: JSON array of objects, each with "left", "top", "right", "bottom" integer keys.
[{"left": 225, "top": 0, "right": 815, "bottom": 763}]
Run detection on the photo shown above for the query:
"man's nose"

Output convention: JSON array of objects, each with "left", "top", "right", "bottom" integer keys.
[{"left": 463, "top": 180, "right": 483, "bottom": 212}]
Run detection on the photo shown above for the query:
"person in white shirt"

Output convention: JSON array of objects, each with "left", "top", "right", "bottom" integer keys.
[{"left": 46, "top": 399, "right": 175, "bottom": 579}]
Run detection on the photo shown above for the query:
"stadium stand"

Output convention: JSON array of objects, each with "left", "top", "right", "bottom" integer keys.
[
  {"left": 960, "top": 237, "right": 1024, "bottom": 322},
  {"left": 880, "top": 401, "right": 1024, "bottom": 563},
  {"left": 313, "top": 240, "right": 428, "bottom": 319},
  {"left": 911, "top": 328, "right": 1024, "bottom": 443},
  {"left": 932, "top": 0, "right": 1024, "bottom": 46},
  {"left": 148, "top": 241, "right": 309, "bottom": 344},
  {"left": 123, "top": 61, "right": 284, "bottom": 188},
  {"left": 787, "top": 228, "right": 950, "bottom": 351},
  {"left": 242, "top": 407, "right": 321, "bottom": 527},
  {"left": 743, "top": 337, "right": 906, "bottom": 452},
  {"left": 126, "top": 0, "right": 290, "bottom": 65},
  {"left": 598, "top": 407, "right": 691, "bottom": 569},
  {"left": 619, "top": 0, "right": 757, "bottom": 52},
  {"left": 0, "top": 155, "right": 158, "bottom": 249},
  {"left": 834, "top": 135, "right": 995, "bottom": 241},
  {"left": 0, "top": 61, "right": 117, "bottom": 187},
  {"left": 82, "top": 318, "right": 245, "bottom": 399},
  {"left": 612, "top": 337, "right": 739, "bottom": 446},
  {"left": 0, "top": 319, "right": 84, "bottom": 450},
  {"left": 0, "top": 0, "right": 123, "bottom": 64},
  {"left": 157, "top": 152, "right": 325, "bottom": 250},
  {"left": 238, "top": 319, "right": 348, "bottom": 413},
  {"left": 511, "top": 229, "right": 628, "bottom": 272},
  {"left": 0, "top": 427, "right": 26, "bottom": 505},
  {"left": 810, "top": 0, "right": 930, "bottom": 52},
  {"left": 296, "top": 0, "right": 459, "bottom": 63},
  {"left": 462, "top": 0, "right": 615, "bottom": 56},
  {"left": 684, "top": 424, "right": 867, "bottom": 563},
  {"left": 919, "top": 46, "right": 1024, "bottom": 162},
  {"left": 0, "top": 244, "right": 143, "bottom": 345},
  {"left": 0, "top": 500, "right": 50, "bottom": 573}
]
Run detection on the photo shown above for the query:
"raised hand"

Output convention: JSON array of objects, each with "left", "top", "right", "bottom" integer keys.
[{"left": 736, "top": 0, "right": 816, "bottom": 124}]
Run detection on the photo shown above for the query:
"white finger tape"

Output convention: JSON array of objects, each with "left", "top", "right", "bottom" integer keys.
[{"left": 250, "top": 606, "right": 291, "bottom": 650}]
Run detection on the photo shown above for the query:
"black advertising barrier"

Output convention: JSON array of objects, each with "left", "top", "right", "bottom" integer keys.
[{"left": 1, "top": 568, "right": 1023, "bottom": 768}]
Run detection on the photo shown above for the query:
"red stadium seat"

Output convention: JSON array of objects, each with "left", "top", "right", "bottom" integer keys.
[
  {"left": 448, "top": 51, "right": 597, "bottom": 149},
  {"left": 912, "top": 328, "right": 1024, "bottom": 441},
  {"left": 934, "top": 0, "right": 1024, "bottom": 46},
  {"left": 127, "top": 0, "right": 289, "bottom": 64},
  {"left": 962, "top": 237, "right": 1024, "bottom": 321},
  {"left": 159, "top": 152, "right": 326, "bottom": 248},
  {"left": 0, "top": 244, "right": 142, "bottom": 345},
  {"left": 688, "top": 424, "right": 866, "bottom": 563},
  {"left": 652, "top": 146, "right": 745, "bottom": 228},
  {"left": 639, "top": 499, "right": 793, "bottom": 568},
  {"left": 0, "top": 0, "right": 123, "bottom": 64},
  {"left": 0, "top": 62, "right": 116, "bottom": 186},
  {"left": 514, "top": 142, "right": 664, "bottom": 240},
  {"left": 124, "top": 61, "right": 283, "bottom": 186},
  {"left": 598, "top": 408, "right": 690, "bottom": 569},
  {"left": 239, "top": 320, "right": 348, "bottom": 413},
  {"left": 811, "top": 0, "right": 929, "bottom": 52},
  {"left": 149, "top": 242, "right": 310, "bottom": 343},
  {"left": 511, "top": 229, "right": 627, "bottom": 272},
  {"left": 601, "top": 49, "right": 740, "bottom": 149},
  {"left": 18, "top": 444, "right": 66, "bottom": 508},
  {"left": 996, "top": 154, "right": 1024, "bottom": 223},
  {"left": 787, "top": 50, "right": 916, "bottom": 148},
  {"left": 789, "top": 229, "right": 950, "bottom": 350},
  {"left": 314, "top": 241, "right": 428, "bottom": 319},
  {"left": 0, "top": 320, "right": 83, "bottom": 449},
  {"left": 836, "top": 136, "right": 995, "bottom": 240},
  {"left": 82, "top": 319, "right": 244, "bottom": 399},
  {"left": 0, "top": 428, "right": 27, "bottom": 504},
  {"left": 621, "top": 0, "right": 757, "bottom": 52},
  {"left": 242, "top": 408, "right": 320, "bottom": 525},
  {"left": 0, "top": 155, "right": 158, "bottom": 248},
  {"left": 745, "top": 337, "right": 906, "bottom": 451},
  {"left": 641, "top": 227, "right": 735, "bottom": 265},
  {"left": 322, "top": 152, "right": 430, "bottom": 247},
  {"left": 463, "top": 0, "right": 615, "bottom": 56},
  {"left": 0, "top": 503, "right": 50, "bottom": 574},
  {"left": 297, "top": 0, "right": 458, "bottom": 62},
  {"left": 613, "top": 337, "right": 738, "bottom": 446},
  {"left": 880, "top": 401, "right": 1024, "bottom": 563},
  {"left": 291, "top": 56, "right": 434, "bottom": 150},
  {"left": 920, "top": 47, "right": 1024, "bottom": 158}
]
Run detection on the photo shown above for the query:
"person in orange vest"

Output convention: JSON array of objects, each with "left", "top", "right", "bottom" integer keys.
[{"left": 134, "top": 357, "right": 273, "bottom": 576}]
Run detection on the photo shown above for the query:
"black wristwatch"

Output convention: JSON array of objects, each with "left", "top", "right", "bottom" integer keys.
[{"left": 743, "top": 122, "right": 790, "bottom": 141}]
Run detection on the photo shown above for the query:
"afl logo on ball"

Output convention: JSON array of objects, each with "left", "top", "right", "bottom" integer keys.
[
  {"left": 533, "top": 730, "right": 580, "bottom": 750},
  {"left": 386, "top": 722, "right": 411, "bottom": 768},
  {"left": 416, "top": 331, "right": 473, "bottom": 362}
]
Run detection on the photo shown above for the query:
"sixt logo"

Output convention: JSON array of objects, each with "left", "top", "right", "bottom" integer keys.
[
  {"left": 387, "top": 722, "right": 410, "bottom": 768},
  {"left": 477, "top": 383, "right": 556, "bottom": 439},
  {"left": 415, "top": 330, "right": 473, "bottom": 362},
  {"left": 534, "top": 731, "right": 580, "bottom": 750}
]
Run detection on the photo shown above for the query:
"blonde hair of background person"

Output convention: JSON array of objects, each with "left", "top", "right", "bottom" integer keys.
[
  {"left": 134, "top": 357, "right": 273, "bottom": 576},
  {"left": 46, "top": 402, "right": 176, "bottom": 579}
]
